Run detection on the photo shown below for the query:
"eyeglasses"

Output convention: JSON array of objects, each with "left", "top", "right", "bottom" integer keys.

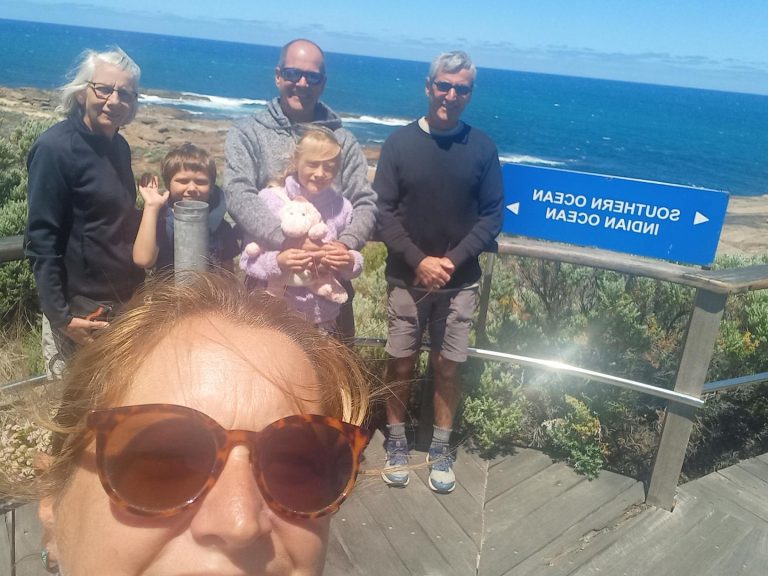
[
  {"left": 86, "top": 403, "right": 369, "bottom": 519},
  {"left": 432, "top": 81, "right": 473, "bottom": 96},
  {"left": 279, "top": 67, "right": 325, "bottom": 86},
  {"left": 87, "top": 82, "right": 138, "bottom": 103}
]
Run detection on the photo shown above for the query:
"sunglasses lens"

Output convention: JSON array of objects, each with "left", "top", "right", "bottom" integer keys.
[
  {"left": 259, "top": 421, "right": 354, "bottom": 514},
  {"left": 100, "top": 411, "right": 217, "bottom": 514},
  {"left": 281, "top": 67, "right": 323, "bottom": 86},
  {"left": 434, "top": 81, "right": 471, "bottom": 95},
  {"left": 281, "top": 67, "right": 301, "bottom": 82},
  {"left": 304, "top": 72, "right": 323, "bottom": 86}
]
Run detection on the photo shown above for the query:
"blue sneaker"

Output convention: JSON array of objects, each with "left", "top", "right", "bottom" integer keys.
[
  {"left": 427, "top": 445, "right": 456, "bottom": 493},
  {"left": 382, "top": 438, "right": 409, "bottom": 487}
]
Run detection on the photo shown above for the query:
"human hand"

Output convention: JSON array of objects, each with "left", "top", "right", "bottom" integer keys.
[
  {"left": 64, "top": 316, "right": 109, "bottom": 346},
  {"left": 295, "top": 236, "right": 325, "bottom": 253},
  {"left": 138, "top": 174, "right": 168, "bottom": 210},
  {"left": 288, "top": 237, "right": 329, "bottom": 273},
  {"left": 277, "top": 248, "right": 313, "bottom": 273},
  {"left": 439, "top": 257, "right": 455, "bottom": 275},
  {"left": 321, "top": 241, "right": 353, "bottom": 272},
  {"left": 415, "top": 256, "right": 453, "bottom": 290}
]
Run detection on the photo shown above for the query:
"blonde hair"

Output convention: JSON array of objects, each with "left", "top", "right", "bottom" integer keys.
[
  {"left": 1, "top": 271, "right": 371, "bottom": 501},
  {"left": 279, "top": 125, "right": 341, "bottom": 186},
  {"left": 295, "top": 125, "right": 341, "bottom": 163}
]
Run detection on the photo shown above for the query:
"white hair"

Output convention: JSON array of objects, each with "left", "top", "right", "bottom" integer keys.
[{"left": 57, "top": 46, "right": 141, "bottom": 123}]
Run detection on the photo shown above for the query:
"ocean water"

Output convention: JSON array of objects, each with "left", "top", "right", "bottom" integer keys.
[{"left": 1, "top": 18, "right": 767, "bottom": 197}]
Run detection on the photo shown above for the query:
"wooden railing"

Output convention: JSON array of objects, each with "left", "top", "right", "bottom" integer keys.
[
  {"left": 0, "top": 235, "right": 24, "bottom": 263},
  {"left": 490, "top": 237, "right": 768, "bottom": 509},
  {"left": 3, "top": 233, "right": 768, "bottom": 515}
]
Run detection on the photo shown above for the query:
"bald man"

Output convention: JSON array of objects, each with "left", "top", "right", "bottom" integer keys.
[{"left": 224, "top": 39, "right": 376, "bottom": 340}]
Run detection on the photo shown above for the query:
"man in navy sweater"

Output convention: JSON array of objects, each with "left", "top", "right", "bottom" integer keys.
[{"left": 375, "top": 50, "right": 504, "bottom": 493}]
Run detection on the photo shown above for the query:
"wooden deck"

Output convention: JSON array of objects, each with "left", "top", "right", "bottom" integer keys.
[
  {"left": 3, "top": 438, "right": 767, "bottom": 575},
  {"left": 327, "top": 433, "right": 768, "bottom": 575}
]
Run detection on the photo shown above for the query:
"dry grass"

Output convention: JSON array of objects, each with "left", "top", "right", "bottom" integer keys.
[
  {"left": 0, "top": 317, "right": 50, "bottom": 491},
  {"left": 0, "top": 315, "right": 42, "bottom": 385}
]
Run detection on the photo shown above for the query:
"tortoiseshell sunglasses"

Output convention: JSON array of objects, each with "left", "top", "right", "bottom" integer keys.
[{"left": 86, "top": 404, "right": 369, "bottom": 519}]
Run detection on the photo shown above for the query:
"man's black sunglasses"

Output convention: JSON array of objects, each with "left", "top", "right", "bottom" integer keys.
[
  {"left": 280, "top": 67, "right": 325, "bottom": 86},
  {"left": 432, "top": 81, "right": 473, "bottom": 96}
]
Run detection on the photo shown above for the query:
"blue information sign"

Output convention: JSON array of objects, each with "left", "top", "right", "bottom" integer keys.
[{"left": 502, "top": 164, "right": 729, "bottom": 265}]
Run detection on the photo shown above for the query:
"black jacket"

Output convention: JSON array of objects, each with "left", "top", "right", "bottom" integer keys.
[{"left": 25, "top": 112, "right": 144, "bottom": 328}]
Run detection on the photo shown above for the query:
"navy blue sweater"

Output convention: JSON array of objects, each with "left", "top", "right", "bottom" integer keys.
[
  {"left": 25, "top": 113, "right": 144, "bottom": 328},
  {"left": 374, "top": 121, "right": 504, "bottom": 288}
]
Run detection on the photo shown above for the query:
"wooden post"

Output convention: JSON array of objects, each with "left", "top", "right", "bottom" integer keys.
[
  {"left": 646, "top": 288, "right": 728, "bottom": 510},
  {"left": 475, "top": 252, "right": 496, "bottom": 348}
]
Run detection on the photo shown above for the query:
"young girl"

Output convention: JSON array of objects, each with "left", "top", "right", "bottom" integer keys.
[
  {"left": 240, "top": 126, "right": 363, "bottom": 332},
  {"left": 133, "top": 143, "right": 240, "bottom": 272}
]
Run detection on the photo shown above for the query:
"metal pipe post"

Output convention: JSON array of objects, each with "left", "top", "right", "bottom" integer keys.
[{"left": 173, "top": 200, "right": 209, "bottom": 272}]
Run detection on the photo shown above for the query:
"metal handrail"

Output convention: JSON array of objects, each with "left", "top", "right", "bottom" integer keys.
[
  {"left": 702, "top": 371, "right": 768, "bottom": 394},
  {"left": 0, "top": 374, "right": 47, "bottom": 393},
  {"left": 11, "top": 353, "right": 759, "bottom": 407},
  {"left": 354, "top": 337, "right": 704, "bottom": 408}
]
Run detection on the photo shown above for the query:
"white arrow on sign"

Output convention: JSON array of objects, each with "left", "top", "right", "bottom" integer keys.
[
  {"left": 506, "top": 202, "right": 520, "bottom": 215},
  {"left": 693, "top": 211, "right": 709, "bottom": 225}
]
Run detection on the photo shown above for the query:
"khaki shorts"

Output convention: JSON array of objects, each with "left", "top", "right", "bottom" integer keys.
[
  {"left": 42, "top": 314, "right": 67, "bottom": 379},
  {"left": 385, "top": 284, "right": 478, "bottom": 363}
]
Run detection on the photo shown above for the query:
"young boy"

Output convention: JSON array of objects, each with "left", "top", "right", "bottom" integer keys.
[{"left": 134, "top": 143, "right": 239, "bottom": 271}]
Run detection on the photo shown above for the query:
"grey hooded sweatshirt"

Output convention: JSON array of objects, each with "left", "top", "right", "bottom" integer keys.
[{"left": 224, "top": 97, "right": 377, "bottom": 251}]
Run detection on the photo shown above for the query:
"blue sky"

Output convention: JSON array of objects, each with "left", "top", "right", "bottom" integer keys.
[{"left": 1, "top": 0, "right": 767, "bottom": 94}]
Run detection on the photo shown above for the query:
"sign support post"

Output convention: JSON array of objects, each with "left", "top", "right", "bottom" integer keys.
[{"left": 647, "top": 288, "right": 727, "bottom": 510}]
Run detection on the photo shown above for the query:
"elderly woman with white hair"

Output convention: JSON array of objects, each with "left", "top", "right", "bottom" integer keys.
[{"left": 25, "top": 47, "right": 145, "bottom": 368}]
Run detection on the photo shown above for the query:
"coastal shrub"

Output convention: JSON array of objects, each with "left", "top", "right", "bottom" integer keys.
[
  {"left": 353, "top": 243, "right": 389, "bottom": 372},
  {"left": 0, "top": 118, "right": 54, "bottom": 325},
  {"left": 491, "top": 253, "right": 768, "bottom": 480},
  {"left": 685, "top": 383, "right": 768, "bottom": 480},
  {"left": 0, "top": 407, "right": 52, "bottom": 482},
  {"left": 541, "top": 395, "right": 606, "bottom": 479},
  {"left": 347, "top": 236, "right": 768, "bottom": 481},
  {"left": 460, "top": 361, "right": 526, "bottom": 456},
  {"left": 709, "top": 287, "right": 768, "bottom": 380}
]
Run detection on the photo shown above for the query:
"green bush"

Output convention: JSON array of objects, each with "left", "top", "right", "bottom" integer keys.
[
  {"left": 0, "top": 118, "right": 55, "bottom": 325},
  {"left": 350, "top": 248, "right": 768, "bottom": 480},
  {"left": 541, "top": 395, "right": 606, "bottom": 479},
  {"left": 461, "top": 361, "right": 526, "bottom": 456},
  {"left": 352, "top": 243, "right": 390, "bottom": 375},
  {"left": 686, "top": 383, "right": 768, "bottom": 480}
]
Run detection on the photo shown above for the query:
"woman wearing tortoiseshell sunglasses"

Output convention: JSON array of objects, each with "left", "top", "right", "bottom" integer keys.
[{"left": 1, "top": 272, "right": 372, "bottom": 575}]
